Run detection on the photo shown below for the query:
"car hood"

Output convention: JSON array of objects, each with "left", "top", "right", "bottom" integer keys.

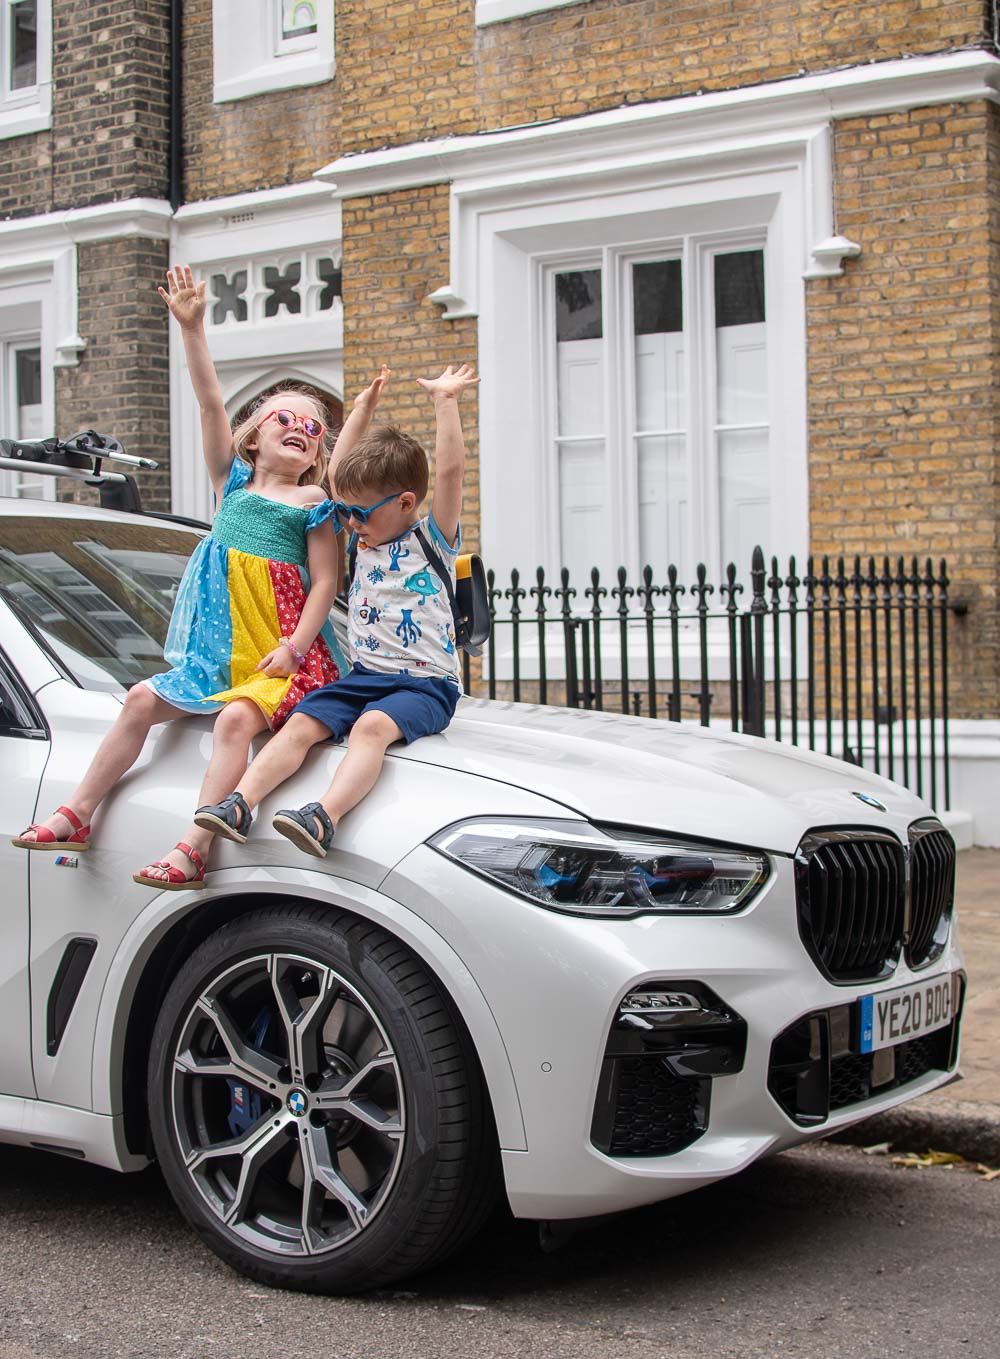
[{"left": 389, "top": 699, "right": 932, "bottom": 855}]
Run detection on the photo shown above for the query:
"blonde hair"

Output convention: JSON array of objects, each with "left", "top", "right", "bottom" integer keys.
[
  {"left": 336, "top": 424, "right": 429, "bottom": 502},
  {"left": 230, "top": 383, "right": 336, "bottom": 488}
]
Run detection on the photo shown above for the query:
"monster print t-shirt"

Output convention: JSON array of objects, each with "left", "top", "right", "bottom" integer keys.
[{"left": 347, "top": 515, "right": 462, "bottom": 687}]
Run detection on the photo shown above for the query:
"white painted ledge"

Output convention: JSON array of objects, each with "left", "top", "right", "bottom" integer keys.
[
  {"left": 476, "top": 0, "right": 590, "bottom": 24},
  {"left": 316, "top": 50, "right": 1000, "bottom": 199}
]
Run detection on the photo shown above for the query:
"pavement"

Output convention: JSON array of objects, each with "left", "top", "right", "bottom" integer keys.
[{"left": 833, "top": 846, "right": 1000, "bottom": 1163}]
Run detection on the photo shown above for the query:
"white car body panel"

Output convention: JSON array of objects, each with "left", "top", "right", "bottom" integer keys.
[{"left": 0, "top": 498, "right": 964, "bottom": 1226}]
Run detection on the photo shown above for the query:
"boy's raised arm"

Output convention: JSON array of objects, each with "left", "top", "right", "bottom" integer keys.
[
  {"left": 327, "top": 366, "right": 390, "bottom": 494},
  {"left": 158, "top": 266, "right": 233, "bottom": 498},
  {"left": 417, "top": 364, "right": 480, "bottom": 547}
]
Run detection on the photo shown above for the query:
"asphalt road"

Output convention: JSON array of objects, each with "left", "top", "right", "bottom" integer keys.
[{"left": 0, "top": 1141, "right": 996, "bottom": 1359}]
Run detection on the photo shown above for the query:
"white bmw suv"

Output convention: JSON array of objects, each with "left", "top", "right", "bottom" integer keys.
[{"left": 0, "top": 492, "right": 963, "bottom": 1294}]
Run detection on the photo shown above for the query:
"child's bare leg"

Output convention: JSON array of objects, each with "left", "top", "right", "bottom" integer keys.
[
  {"left": 313, "top": 711, "right": 403, "bottom": 828},
  {"left": 20, "top": 684, "right": 181, "bottom": 842},
  {"left": 237, "top": 712, "right": 332, "bottom": 813},
  {"left": 142, "top": 698, "right": 268, "bottom": 882}
]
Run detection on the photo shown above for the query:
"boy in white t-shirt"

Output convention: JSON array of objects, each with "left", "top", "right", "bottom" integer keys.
[{"left": 194, "top": 363, "right": 479, "bottom": 858}]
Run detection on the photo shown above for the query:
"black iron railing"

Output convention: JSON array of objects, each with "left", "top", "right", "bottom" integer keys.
[{"left": 461, "top": 547, "right": 962, "bottom": 810}]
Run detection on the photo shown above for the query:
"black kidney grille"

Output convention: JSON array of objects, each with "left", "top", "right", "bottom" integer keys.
[
  {"left": 797, "top": 835, "right": 905, "bottom": 982},
  {"left": 907, "top": 827, "right": 955, "bottom": 969}
]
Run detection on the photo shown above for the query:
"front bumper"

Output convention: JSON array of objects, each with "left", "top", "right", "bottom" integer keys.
[{"left": 383, "top": 846, "right": 964, "bottom": 1221}]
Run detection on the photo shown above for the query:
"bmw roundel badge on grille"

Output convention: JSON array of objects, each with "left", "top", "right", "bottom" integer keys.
[{"left": 852, "top": 791, "right": 888, "bottom": 811}]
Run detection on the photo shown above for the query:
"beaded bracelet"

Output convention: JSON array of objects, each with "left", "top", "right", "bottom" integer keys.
[{"left": 279, "top": 637, "right": 306, "bottom": 666}]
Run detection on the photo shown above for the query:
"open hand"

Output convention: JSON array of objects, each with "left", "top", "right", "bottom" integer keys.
[
  {"left": 158, "top": 265, "right": 207, "bottom": 329},
  {"left": 353, "top": 365, "right": 391, "bottom": 415},
  {"left": 255, "top": 645, "right": 299, "bottom": 678},
  {"left": 416, "top": 363, "right": 480, "bottom": 400}
]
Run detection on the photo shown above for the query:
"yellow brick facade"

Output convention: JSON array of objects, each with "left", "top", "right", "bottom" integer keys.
[
  {"left": 175, "top": 1, "right": 1000, "bottom": 720},
  {"left": 334, "top": 0, "right": 986, "bottom": 151},
  {"left": 808, "top": 101, "right": 999, "bottom": 718}
]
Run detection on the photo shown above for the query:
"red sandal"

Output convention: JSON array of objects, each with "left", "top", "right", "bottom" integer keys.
[
  {"left": 132, "top": 841, "right": 207, "bottom": 892},
  {"left": 12, "top": 805, "right": 92, "bottom": 852}
]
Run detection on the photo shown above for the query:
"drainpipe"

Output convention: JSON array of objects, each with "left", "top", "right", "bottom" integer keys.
[{"left": 169, "top": 0, "right": 183, "bottom": 210}]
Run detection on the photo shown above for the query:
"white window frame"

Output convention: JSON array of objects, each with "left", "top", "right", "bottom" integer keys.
[
  {"left": 537, "top": 226, "right": 774, "bottom": 589},
  {"left": 0, "top": 333, "right": 52, "bottom": 499},
  {"left": 275, "top": 0, "right": 319, "bottom": 56},
  {"left": 0, "top": 0, "right": 52, "bottom": 139},
  {"left": 212, "top": 0, "right": 334, "bottom": 104},
  {"left": 476, "top": 0, "right": 590, "bottom": 25}
]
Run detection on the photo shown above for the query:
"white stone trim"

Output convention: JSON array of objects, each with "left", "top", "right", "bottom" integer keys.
[
  {"left": 317, "top": 50, "right": 1000, "bottom": 197},
  {"left": 0, "top": 199, "right": 172, "bottom": 367},
  {"left": 172, "top": 179, "right": 333, "bottom": 224},
  {"left": 169, "top": 182, "right": 343, "bottom": 522},
  {"left": 476, "top": 0, "right": 590, "bottom": 25}
]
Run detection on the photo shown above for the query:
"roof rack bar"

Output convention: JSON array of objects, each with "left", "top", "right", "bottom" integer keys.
[{"left": 0, "top": 457, "right": 132, "bottom": 485}]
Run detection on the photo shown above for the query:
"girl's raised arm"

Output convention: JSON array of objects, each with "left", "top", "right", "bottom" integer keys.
[{"left": 158, "top": 266, "right": 233, "bottom": 499}]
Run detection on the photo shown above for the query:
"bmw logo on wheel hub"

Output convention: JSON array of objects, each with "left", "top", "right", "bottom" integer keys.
[{"left": 287, "top": 1089, "right": 308, "bottom": 1117}]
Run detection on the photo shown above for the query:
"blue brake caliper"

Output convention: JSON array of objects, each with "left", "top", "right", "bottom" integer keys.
[{"left": 226, "top": 1008, "right": 272, "bottom": 1137}]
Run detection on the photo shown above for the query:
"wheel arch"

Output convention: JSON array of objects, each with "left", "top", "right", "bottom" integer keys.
[{"left": 92, "top": 871, "right": 527, "bottom": 1161}]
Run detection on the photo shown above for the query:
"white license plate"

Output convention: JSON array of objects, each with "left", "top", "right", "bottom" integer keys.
[{"left": 859, "top": 973, "right": 959, "bottom": 1054}]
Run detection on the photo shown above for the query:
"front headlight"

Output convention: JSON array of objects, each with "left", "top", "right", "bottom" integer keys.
[{"left": 428, "top": 818, "right": 769, "bottom": 918}]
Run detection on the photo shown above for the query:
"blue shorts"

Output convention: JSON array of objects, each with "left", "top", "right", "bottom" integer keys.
[{"left": 291, "top": 663, "right": 460, "bottom": 745}]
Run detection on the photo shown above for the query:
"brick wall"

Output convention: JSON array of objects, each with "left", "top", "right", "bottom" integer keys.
[
  {"left": 807, "top": 100, "right": 999, "bottom": 720},
  {"left": 56, "top": 238, "right": 172, "bottom": 512},
  {"left": 342, "top": 185, "right": 481, "bottom": 550},
  {"left": 0, "top": 0, "right": 170, "bottom": 219},
  {"left": 335, "top": 0, "right": 988, "bottom": 154},
  {"left": 181, "top": 0, "right": 339, "bottom": 201}
]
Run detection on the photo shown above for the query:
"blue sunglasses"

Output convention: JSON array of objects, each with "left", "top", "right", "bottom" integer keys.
[{"left": 332, "top": 489, "right": 412, "bottom": 527}]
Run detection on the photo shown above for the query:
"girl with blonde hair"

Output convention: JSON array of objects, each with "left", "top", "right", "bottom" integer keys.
[{"left": 13, "top": 266, "right": 380, "bottom": 889}]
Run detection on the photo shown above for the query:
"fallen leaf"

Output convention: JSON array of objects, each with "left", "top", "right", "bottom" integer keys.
[{"left": 862, "top": 1141, "right": 892, "bottom": 1155}]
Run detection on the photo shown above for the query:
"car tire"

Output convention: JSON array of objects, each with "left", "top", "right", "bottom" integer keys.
[{"left": 147, "top": 904, "right": 499, "bottom": 1294}]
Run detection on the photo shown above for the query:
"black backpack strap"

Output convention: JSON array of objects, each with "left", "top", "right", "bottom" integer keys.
[
  {"left": 346, "top": 531, "right": 359, "bottom": 591},
  {"left": 413, "top": 523, "right": 460, "bottom": 625}
]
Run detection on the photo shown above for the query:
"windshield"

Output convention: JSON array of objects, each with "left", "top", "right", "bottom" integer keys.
[
  {"left": 0, "top": 516, "right": 203, "bottom": 691},
  {"left": 0, "top": 514, "right": 349, "bottom": 692}
]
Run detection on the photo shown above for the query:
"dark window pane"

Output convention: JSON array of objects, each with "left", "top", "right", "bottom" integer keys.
[
  {"left": 317, "top": 257, "right": 341, "bottom": 311},
  {"left": 714, "top": 251, "right": 765, "bottom": 328},
  {"left": 11, "top": 0, "right": 37, "bottom": 90},
  {"left": 633, "top": 259, "right": 683, "bottom": 335},
  {"left": 556, "top": 270, "right": 602, "bottom": 341},
  {"left": 210, "top": 271, "right": 248, "bottom": 324},
  {"left": 16, "top": 348, "right": 41, "bottom": 405},
  {"left": 264, "top": 262, "right": 302, "bottom": 318}
]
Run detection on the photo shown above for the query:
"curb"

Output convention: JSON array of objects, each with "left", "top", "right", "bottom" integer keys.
[{"left": 830, "top": 1097, "right": 1000, "bottom": 1165}]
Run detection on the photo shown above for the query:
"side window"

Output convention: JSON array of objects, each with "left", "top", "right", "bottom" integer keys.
[{"left": 0, "top": 650, "right": 45, "bottom": 739}]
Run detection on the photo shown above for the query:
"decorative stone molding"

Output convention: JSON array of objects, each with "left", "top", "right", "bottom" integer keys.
[
  {"left": 317, "top": 50, "right": 1000, "bottom": 308},
  {"left": 0, "top": 199, "right": 173, "bottom": 367}
]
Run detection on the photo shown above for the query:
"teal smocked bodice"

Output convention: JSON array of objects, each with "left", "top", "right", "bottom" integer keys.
[{"left": 212, "top": 487, "right": 311, "bottom": 565}]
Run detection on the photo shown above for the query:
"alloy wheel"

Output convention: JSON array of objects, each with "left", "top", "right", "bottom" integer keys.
[{"left": 169, "top": 951, "right": 405, "bottom": 1257}]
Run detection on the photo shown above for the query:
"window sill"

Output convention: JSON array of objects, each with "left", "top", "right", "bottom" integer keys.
[
  {"left": 476, "top": 0, "right": 590, "bottom": 24},
  {"left": 0, "top": 96, "right": 52, "bottom": 141},
  {"left": 213, "top": 54, "right": 335, "bottom": 104}
]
